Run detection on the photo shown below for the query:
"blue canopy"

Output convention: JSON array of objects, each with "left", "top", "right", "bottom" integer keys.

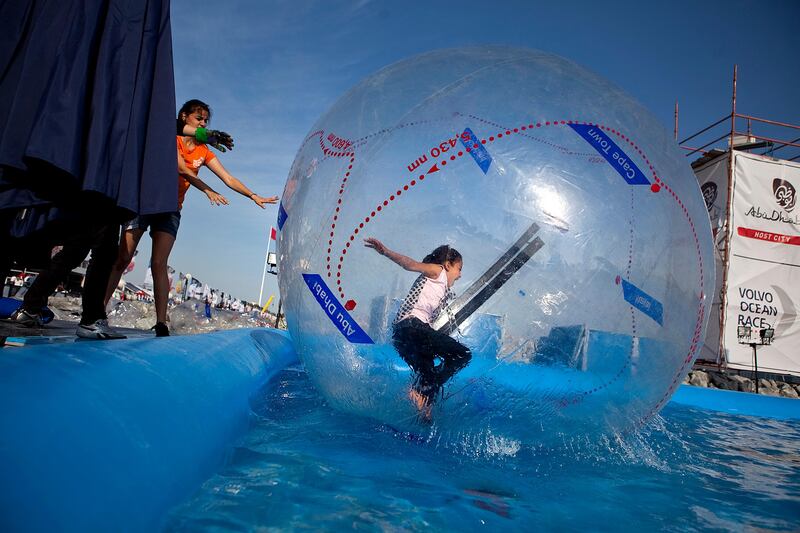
[{"left": 0, "top": 0, "right": 178, "bottom": 217}]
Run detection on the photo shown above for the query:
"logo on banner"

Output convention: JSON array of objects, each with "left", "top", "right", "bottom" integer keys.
[
  {"left": 744, "top": 175, "right": 800, "bottom": 228},
  {"left": 773, "top": 178, "right": 796, "bottom": 212},
  {"left": 701, "top": 182, "right": 717, "bottom": 212}
]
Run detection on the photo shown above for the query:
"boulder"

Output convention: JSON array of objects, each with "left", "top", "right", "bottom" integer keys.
[
  {"left": 687, "top": 371, "right": 710, "bottom": 388},
  {"left": 730, "top": 374, "right": 755, "bottom": 393},
  {"left": 758, "top": 379, "right": 781, "bottom": 397},
  {"left": 709, "top": 372, "right": 735, "bottom": 390}
]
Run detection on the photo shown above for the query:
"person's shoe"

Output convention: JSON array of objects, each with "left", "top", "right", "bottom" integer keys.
[
  {"left": 408, "top": 389, "right": 433, "bottom": 423},
  {"left": 76, "top": 319, "right": 127, "bottom": 340},
  {"left": 152, "top": 322, "right": 170, "bottom": 337},
  {"left": 9, "top": 308, "right": 44, "bottom": 328}
]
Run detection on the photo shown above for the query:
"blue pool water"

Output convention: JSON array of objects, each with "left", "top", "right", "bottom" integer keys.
[
  {"left": 1, "top": 329, "right": 798, "bottom": 531},
  {"left": 166, "top": 365, "right": 800, "bottom": 531}
]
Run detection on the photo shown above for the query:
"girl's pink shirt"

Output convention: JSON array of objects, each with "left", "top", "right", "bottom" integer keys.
[{"left": 408, "top": 267, "right": 448, "bottom": 324}]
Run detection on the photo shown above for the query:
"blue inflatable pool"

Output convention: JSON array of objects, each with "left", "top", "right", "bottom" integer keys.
[{"left": 0, "top": 328, "right": 297, "bottom": 532}]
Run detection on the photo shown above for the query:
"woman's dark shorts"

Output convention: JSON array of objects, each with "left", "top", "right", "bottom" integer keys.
[{"left": 124, "top": 211, "right": 181, "bottom": 238}]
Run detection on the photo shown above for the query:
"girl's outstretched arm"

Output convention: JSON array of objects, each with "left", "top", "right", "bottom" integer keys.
[
  {"left": 178, "top": 147, "right": 229, "bottom": 206},
  {"left": 206, "top": 158, "right": 278, "bottom": 209},
  {"left": 364, "top": 237, "right": 442, "bottom": 278}
]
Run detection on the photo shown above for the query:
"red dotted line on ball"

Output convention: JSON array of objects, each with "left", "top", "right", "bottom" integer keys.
[
  {"left": 325, "top": 153, "right": 357, "bottom": 285},
  {"left": 469, "top": 115, "right": 648, "bottom": 404},
  {"left": 298, "top": 130, "right": 324, "bottom": 153},
  {"left": 558, "top": 281, "right": 641, "bottom": 407},
  {"left": 328, "top": 119, "right": 707, "bottom": 410},
  {"left": 634, "top": 178, "right": 708, "bottom": 422},
  {"left": 334, "top": 119, "right": 671, "bottom": 301},
  {"left": 563, "top": 191, "right": 706, "bottom": 410},
  {"left": 554, "top": 122, "right": 711, "bottom": 410},
  {"left": 565, "top": 178, "right": 708, "bottom": 413},
  {"left": 635, "top": 173, "right": 708, "bottom": 420},
  {"left": 330, "top": 168, "right": 428, "bottom": 298},
  {"left": 596, "top": 124, "right": 665, "bottom": 194},
  {"left": 326, "top": 116, "right": 708, "bottom": 420},
  {"left": 331, "top": 122, "right": 544, "bottom": 299},
  {"left": 657, "top": 179, "right": 706, "bottom": 291},
  {"left": 640, "top": 301, "right": 706, "bottom": 425},
  {"left": 558, "top": 359, "right": 631, "bottom": 409},
  {"left": 320, "top": 118, "right": 448, "bottom": 297},
  {"left": 627, "top": 191, "right": 635, "bottom": 279}
]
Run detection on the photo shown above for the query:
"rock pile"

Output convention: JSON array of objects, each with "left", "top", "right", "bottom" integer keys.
[{"left": 684, "top": 369, "right": 800, "bottom": 399}]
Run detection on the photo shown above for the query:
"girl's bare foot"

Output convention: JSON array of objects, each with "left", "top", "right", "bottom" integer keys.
[{"left": 408, "top": 389, "right": 432, "bottom": 422}]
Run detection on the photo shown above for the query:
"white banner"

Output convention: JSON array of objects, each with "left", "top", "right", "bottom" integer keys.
[
  {"left": 724, "top": 151, "right": 800, "bottom": 376},
  {"left": 695, "top": 154, "right": 730, "bottom": 362}
]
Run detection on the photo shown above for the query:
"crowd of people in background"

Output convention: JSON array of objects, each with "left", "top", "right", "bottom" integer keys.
[
  {"left": 5, "top": 265, "right": 278, "bottom": 323},
  {"left": 164, "top": 272, "right": 269, "bottom": 316}
]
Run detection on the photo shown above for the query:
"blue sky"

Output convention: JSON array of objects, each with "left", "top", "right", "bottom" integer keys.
[{"left": 128, "top": 0, "right": 799, "bottom": 307}]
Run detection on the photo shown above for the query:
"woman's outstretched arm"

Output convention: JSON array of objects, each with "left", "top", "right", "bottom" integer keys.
[{"left": 206, "top": 158, "right": 278, "bottom": 209}]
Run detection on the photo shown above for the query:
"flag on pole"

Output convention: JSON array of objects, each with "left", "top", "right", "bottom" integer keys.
[{"left": 270, "top": 226, "right": 277, "bottom": 240}]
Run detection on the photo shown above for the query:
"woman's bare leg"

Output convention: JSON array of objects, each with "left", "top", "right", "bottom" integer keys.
[
  {"left": 105, "top": 228, "right": 145, "bottom": 307},
  {"left": 150, "top": 231, "right": 176, "bottom": 324}
]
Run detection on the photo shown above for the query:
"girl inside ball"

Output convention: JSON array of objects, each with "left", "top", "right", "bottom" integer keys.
[{"left": 364, "top": 237, "right": 472, "bottom": 421}]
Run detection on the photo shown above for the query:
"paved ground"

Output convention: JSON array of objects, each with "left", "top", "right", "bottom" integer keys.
[{"left": 0, "top": 318, "right": 150, "bottom": 347}]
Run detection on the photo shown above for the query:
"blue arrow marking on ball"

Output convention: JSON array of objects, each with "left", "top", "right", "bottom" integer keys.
[
  {"left": 302, "top": 274, "right": 374, "bottom": 344},
  {"left": 621, "top": 278, "right": 663, "bottom": 326},
  {"left": 569, "top": 124, "right": 650, "bottom": 186},
  {"left": 277, "top": 202, "right": 288, "bottom": 230},
  {"left": 460, "top": 127, "right": 492, "bottom": 174}
]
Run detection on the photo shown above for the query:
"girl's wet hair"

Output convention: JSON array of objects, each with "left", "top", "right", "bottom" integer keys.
[
  {"left": 422, "top": 245, "right": 462, "bottom": 265},
  {"left": 177, "top": 99, "right": 212, "bottom": 134}
]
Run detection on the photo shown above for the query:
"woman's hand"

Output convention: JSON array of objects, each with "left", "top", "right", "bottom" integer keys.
[
  {"left": 194, "top": 127, "right": 234, "bottom": 152},
  {"left": 250, "top": 194, "right": 279, "bottom": 209},
  {"left": 364, "top": 237, "right": 387, "bottom": 255},
  {"left": 205, "top": 190, "right": 229, "bottom": 206}
]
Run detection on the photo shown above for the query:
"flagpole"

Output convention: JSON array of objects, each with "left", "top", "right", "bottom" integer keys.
[{"left": 258, "top": 236, "right": 271, "bottom": 306}]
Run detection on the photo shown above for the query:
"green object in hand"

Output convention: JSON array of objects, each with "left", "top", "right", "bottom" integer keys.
[
  {"left": 195, "top": 127, "right": 234, "bottom": 152},
  {"left": 194, "top": 126, "right": 209, "bottom": 143}
]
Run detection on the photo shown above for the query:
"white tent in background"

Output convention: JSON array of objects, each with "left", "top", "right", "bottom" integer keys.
[{"left": 143, "top": 266, "right": 154, "bottom": 291}]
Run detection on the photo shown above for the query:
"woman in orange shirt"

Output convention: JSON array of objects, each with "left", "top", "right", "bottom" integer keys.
[{"left": 105, "top": 99, "right": 278, "bottom": 336}]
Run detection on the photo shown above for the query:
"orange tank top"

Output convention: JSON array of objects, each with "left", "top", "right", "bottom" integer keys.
[{"left": 176, "top": 136, "right": 216, "bottom": 209}]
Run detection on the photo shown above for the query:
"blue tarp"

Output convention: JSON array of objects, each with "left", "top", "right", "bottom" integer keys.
[
  {"left": 0, "top": 328, "right": 298, "bottom": 532},
  {"left": 671, "top": 384, "right": 800, "bottom": 420}
]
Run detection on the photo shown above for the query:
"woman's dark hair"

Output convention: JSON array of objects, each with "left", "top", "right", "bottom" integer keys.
[
  {"left": 422, "top": 245, "right": 462, "bottom": 265},
  {"left": 176, "top": 99, "right": 212, "bottom": 134}
]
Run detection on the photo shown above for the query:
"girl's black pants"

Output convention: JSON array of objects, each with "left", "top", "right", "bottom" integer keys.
[{"left": 392, "top": 317, "right": 472, "bottom": 402}]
